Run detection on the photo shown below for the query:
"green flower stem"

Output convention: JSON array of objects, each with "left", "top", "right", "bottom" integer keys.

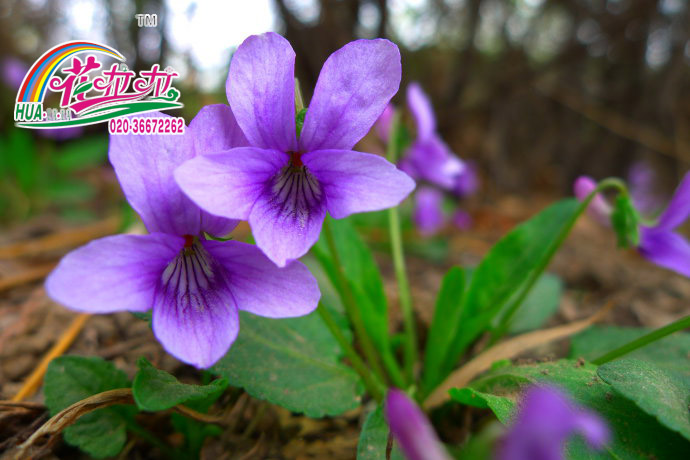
[
  {"left": 317, "top": 303, "right": 385, "bottom": 401},
  {"left": 386, "top": 112, "right": 418, "bottom": 384},
  {"left": 489, "top": 177, "right": 630, "bottom": 343},
  {"left": 592, "top": 314, "right": 690, "bottom": 365},
  {"left": 322, "top": 219, "right": 389, "bottom": 387}
]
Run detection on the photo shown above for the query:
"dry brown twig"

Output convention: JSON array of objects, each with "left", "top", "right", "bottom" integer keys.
[{"left": 423, "top": 301, "right": 615, "bottom": 409}]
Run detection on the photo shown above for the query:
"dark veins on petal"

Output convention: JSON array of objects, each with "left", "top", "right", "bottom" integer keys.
[
  {"left": 266, "top": 154, "right": 323, "bottom": 229},
  {"left": 158, "top": 240, "right": 228, "bottom": 315}
]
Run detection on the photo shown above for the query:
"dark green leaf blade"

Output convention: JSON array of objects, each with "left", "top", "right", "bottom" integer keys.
[
  {"left": 356, "top": 407, "right": 404, "bottom": 460},
  {"left": 598, "top": 358, "right": 690, "bottom": 441},
  {"left": 212, "top": 311, "right": 364, "bottom": 417},
  {"left": 132, "top": 357, "right": 227, "bottom": 412},
  {"left": 434, "top": 199, "right": 581, "bottom": 391},
  {"left": 44, "top": 356, "right": 133, "bottom": 458}
]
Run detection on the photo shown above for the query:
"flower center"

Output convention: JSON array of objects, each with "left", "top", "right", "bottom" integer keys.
[
  {"left": 268, "top": 162, "right": 323, "bottom": 228},
  {"left": 160, "top": 240, "right": 223, "bottom": 313}
]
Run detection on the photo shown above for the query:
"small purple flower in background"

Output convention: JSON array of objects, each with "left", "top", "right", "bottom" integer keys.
[
  {"left": 573, "top": 176, "right": 611, "bottom": 225},
  {"left": 638, "top": 172, "right": 690, "bottom": 277},
  {"left": 176, "top": 33, "right": 415, "bottom": 267},
  {"left": 46, "top": 107, "right": 320, "bottom": 368},
  {"left": 414, "top": 187, "right": 445, "bottom": 236},
  {"left": 497, "top": 385, "right": 610, "bottom": 460},
  {"left": 574, "top": 172, "right": 690, "bottom": 278},
  {"left": 376, "top": 83, "right": 478, "bottom": 236},
  {"left": 398, "top": 83, "right": 464, "bottom": 190},
  {"left": 384, "top": 389, "right": 452, "bottom": 460},
  {"left": 628, "top": 161, "right": 663, "bottom": 216}
]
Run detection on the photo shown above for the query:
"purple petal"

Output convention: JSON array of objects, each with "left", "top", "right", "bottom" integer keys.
[
  {"left": 573, "top": 176, "right": 611, "bottom": 225},
  {"left": 384, "top": 389, "right": 451, "bottom": 460},
  {"left": 454, "top": 161, "right": 479, "bottom": 197},
  {"left": 46, "top": 234, "right": 181, "bottom": 313},
  {"left": 248, "top": 165, "right": 327, "bottom": 267},
  {"left": 205, "top": 240, "right": 320, "bottom": 317},
  {"left": 1, "top": 57, "right": 28, "bottom": 89},
  {"left": 299, "top": 39, "right": 401, "bottom": 152},
  {"left": 655, "top": 172, "right": 690, "bottom": 231},
  {"left": 407, "top": 82, "right": 436, "bottom": 141},
  {"left": 401, "top": 136, "right": 464, "bottom": 190},
  {"left": 628, "top": 161, "right": 661, "bottom": 217},
  {"left": 498, "top": 386, "right": 609, "bottom": 460},
  {"left": 109, "top": 112, "right": 235, "bottom": 236},
  {"left": 226, "top": 32, "right": 297, "bottom": 152},
  {"left": 375, "top": 104, "right": 395, "bottom": 142},
  {"left": 189, "top": 103, "right": 249, "bottom": 154},
  {"left": 176, "top": 147, "right": 286, "bottom": 221},
  {"left": 413, "top": 187, "right": 445, "bottom": 236},
  {"left": 152, "top": 239, "right": 239, "bottom": 368},
  {"left": 638, "top": 228, "right": 690, "bottom": 277},
  {"left": 36, "top": 126, "right": 83, "bottom": 141},
  {"left": 303, "top": 149, "right": 415, "bottom": 219}
]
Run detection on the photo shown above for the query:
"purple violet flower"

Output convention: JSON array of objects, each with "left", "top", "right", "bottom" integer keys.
[
  {"left": 384, "top": 389, "right": 452, "bottom": 460},
  {"left": 175, "top": 33, "right": 415, "bottom": 267},
  {"left": 414, "top": 187, "right": 445, "bottom": 236},
  {"left": 628, "top": 161, "right": 662, "bottom": 217},
  {"left": 1, "top": 56, "right": 28, "bottom": 89},
  {"left": 638, "top": 172, "right": 690, "bottom": 277},
  {"left": 398, "top": 83, "right": 464, "bottom": 190},
  {"left": 574, "top": 173, "right": 690, "bottom": 277},
  {"left": 497, "top": 385, "right": 609, "bottom": 460},
  {"left": 46, "top": 107, "right": 320, "bottom": 368}
]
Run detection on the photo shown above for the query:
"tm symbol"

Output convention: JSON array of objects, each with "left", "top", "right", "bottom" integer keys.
[{"left": 135, "top": 14, "right": 157, "bottom": 27}]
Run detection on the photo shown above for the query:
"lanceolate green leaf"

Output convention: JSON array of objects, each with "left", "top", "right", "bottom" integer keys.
[
  {"left": 132, "top": 358, "right": 228, "bottom": 412},
  {"left": 429, "top": 200, "right": 581, "bottom": 392},
  {"left": 449, "top": 387, "right": 514, "bottom": 423},
  {"left": 422, "top": 266, "right": 465, "bottom": 393},
  {"left": 598, "top": 359, "right": 690, "bottom": 441},
  {"left": 44, "top": 356, "right": 134, "bottom": 458},
  {"left": 212, "top": 311, "right": 364, "bottom": 417},
  {"left": 465, "top": 360, "right": 690, "bottom": 459}
]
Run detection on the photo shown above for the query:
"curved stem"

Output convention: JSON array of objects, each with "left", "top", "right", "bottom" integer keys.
[
  {"left": 317, "top": 303, "right": 385, "bottom": 401},
  {"left": 490, "top": 177, "right": 630, "bottom": 343},
  {"left": 322, "top": 219, "right": 389, "bottom": 386},
  {"left": 592, "top": 315, "right": 690, "bottom": 365}
]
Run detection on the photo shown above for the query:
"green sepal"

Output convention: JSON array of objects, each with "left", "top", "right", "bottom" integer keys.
[{"left": 610, "top": 194, "right": 640, "bottom": 248}]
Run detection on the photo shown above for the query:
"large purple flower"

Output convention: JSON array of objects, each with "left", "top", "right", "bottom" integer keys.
[
  {"left": 497, "top": 385, "right": 609, "bottom": 460},
  {"left": 384, "top": 389, "right": 451, "bottom": 460},
  {"left": 46, "top": 107, "right": 320, "bottom": 368},
  {"left": 175, "top": 33, "right": 415, "bottom": 267}
]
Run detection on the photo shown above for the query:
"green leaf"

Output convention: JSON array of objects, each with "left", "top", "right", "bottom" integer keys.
[
  {"left": 312, "top": 216, "right": 392, "bottom": 364},
  {"left": 132, "top": 358, "right": 227, "bottom": 411},
  {"left": 570, "top": 325, "right": 690, "bottom": 384},
  {"left": 467, "top": 359, "right": 690, "bottom": 459},
  {"left": 429, "top": 199, "right": 581, "bottom": 392},
  {"left": 356, "top": 407, "right": 404, "bottom": 460},
  {"left": 497, "top": 272, "right": 562, "bottom": 334},
  {"left": 423, "top": 266, "right": 466, "bottom": 392},
  {"left": 610, "top": 194, "right": 640, "bottom": 248},
  {"left": 449, "top": 387, "right": 514, "bottom": 423},
  {"left": 44, "top": 356, "right": 133, "bottom": 458},
  {"left": 212, "top": 311, "right": 364, "bottom": 417},
  {"left": 598, "top": 359, "right": 690, "bottom": 441}
]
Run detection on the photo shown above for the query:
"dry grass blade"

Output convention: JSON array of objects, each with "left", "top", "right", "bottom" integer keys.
[
  {"left": 423, "top": 302, "right": 615, "bottom": 409},
  {"left": 0, "top": 216, "right": 120, "bottom": 260},
  {"left": 6, "top": 388, "right": 133, "bottom": 460},
  {"left": 0, "top": 263, "right": 56, "bottom": 293}
]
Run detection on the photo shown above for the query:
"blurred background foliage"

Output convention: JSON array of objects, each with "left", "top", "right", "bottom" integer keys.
[{"left": 0, "top": 0, "right": 688, "bottom": 226}]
